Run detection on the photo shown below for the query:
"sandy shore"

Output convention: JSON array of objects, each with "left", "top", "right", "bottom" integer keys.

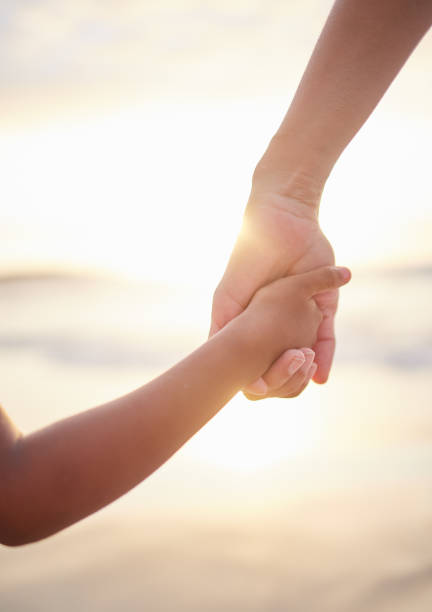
[
  {"left": 2, "top": 479, "right": 432, "bottom": 612},
  {"left": 1, "top": 276, "right": 432, "bottom": 611}
]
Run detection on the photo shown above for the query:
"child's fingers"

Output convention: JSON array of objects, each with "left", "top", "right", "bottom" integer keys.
[
  {"left": 262, "top": 349, "right": 307, "bottom": 390},
  {"left": 290, "top": 362, "right": 317, "bottom": 397},
  {"left": 266, "top": 350, "right": 315, "bottom": 398},
  {"left": 244, "top": 376, "right": 268, "bottom": 396},
  {"left": 266, "top": 348, "right": 313, "bottom": 390},
  {"left": 298, "top": 266, "right": 351, "bottom": 297},
  {"left": 270, "top": 360, "right": 317, "bottom": 399},
  {"left": 244, "top": 348, "right": 307, "bottom": 397},
  {"left": 243, "top": 348, "right": 318, "bottom": 400}
]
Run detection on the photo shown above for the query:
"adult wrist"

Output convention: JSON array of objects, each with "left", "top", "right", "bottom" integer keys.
[{"left": 252, "top": 130, "right": 333, "bottom": 209}]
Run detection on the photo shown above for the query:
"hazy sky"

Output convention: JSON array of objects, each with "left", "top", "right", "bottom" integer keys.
[
  {"left": 1, "top": 0, "right": 430, "bottom": 126},
  {"left": 0, "top": 0, "right": 327, "bottom": 125},
  {"left": 0, "top": 1, "right": 431, "bottom": 279}
]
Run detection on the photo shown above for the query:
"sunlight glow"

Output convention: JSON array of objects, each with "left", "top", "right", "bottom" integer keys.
[
  {"left": 1, "top": 105, "right": 430, "bottom": 284},
  {"left": 1, "top": 104, "right": 431, "bottom": 467},
  {"left": 186, "top": 393, "right": 323, "bottom": 472}
]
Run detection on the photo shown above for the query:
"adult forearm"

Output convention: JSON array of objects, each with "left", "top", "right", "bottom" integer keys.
[
  {"left": 254, "top": 0, "right": 432, "bottom": 204},
  {"left": 1, "top": 322, "right": 262, "bottom": 546}
]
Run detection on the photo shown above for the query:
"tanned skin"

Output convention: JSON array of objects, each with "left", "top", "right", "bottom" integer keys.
[{"left": 0, "top": 266, "right": 350, "bottom": 546}]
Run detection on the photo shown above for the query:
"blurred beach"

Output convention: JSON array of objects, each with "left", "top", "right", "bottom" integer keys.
[
  {"left": 1, "top": 0, "right": 432, "bottom": 610},
  {"left": 1, "top": 270, "right": 432, "bottom": 612}
]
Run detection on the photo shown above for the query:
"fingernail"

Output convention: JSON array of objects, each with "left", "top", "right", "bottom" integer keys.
[
  {"left": 302, "top": 348, "right": 315, "bottom": 358},
  {"left": 288, "top": 356, "right": 305, "bottom": 376},
  {"left": 247, "top": 378, "right": 268, "bottom": 395},
  {"left": 333, "top": 267, "right": 351, "bottom": 282}
]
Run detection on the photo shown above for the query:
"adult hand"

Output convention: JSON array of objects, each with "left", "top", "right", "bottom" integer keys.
[
  {"left": 209, "top": 0, "right": 432, "bottom": 399},
  {"left": 210, "top": 187, "right": 338, "bottom": 398}
]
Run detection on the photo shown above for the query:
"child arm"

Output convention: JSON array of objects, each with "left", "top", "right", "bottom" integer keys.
[{"left": 0, "top": 266, "right": 350, "bottom": 546}]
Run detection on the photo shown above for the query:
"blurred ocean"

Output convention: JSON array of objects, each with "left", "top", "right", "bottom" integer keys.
[{"left": 1, "top": 268, "right": 431, "bottom": 612}]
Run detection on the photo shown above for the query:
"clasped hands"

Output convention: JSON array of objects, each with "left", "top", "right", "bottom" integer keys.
[{"left": 210, "top": 185, "right": 350, "bottom": 400}]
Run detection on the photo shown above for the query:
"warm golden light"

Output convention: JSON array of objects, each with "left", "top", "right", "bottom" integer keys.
[
  {"left": 2, "top": 106, "right": 430, "bottom": 284},
  {"left": 186, "top": 393, "right": 323, "bottom": 471},
  {"left": 1, "top": 2, "right": 432, "bottom": 609}
]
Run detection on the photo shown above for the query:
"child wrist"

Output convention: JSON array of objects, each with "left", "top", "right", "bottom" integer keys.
[{"left": 228, "top": 315, "right": 277, "bottom": 381}]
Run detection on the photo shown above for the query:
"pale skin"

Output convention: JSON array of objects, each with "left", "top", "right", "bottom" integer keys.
[
  {"left": 211, "top": 0, "right": 432, "bottom": 397},
  {"left": 0, "top": 266, "right": 350, "bottom": 547}
]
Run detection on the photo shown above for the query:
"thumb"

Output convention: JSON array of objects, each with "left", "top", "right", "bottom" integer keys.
[
  {"left": 299, "top": 266, "right": 351, "bottom": 297},
  {"left": 209, "top": 284, "right": 245, "bottom": 337},
  {"left": 209, "top": 232, "right": 267, "bottom": 337}
]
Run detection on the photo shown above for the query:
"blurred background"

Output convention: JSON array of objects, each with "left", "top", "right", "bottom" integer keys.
[{"left": 0, "top": 1, "right": 431, "bottom": 611}]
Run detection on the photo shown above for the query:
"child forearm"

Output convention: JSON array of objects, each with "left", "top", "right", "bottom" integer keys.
[
  {"left": 0, "top": 320, "right": 263, "bottom": 546},
  {"left": 0, "top": 265, "right": 350, "bottom": 546}
]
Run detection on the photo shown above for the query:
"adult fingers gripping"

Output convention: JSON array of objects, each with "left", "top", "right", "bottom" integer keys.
[
  {"left": 311, "top": 308, "right": 336, "bottom": 384},
  {"left": 209, "top": 284, "right": 245, "bottom": 337}
]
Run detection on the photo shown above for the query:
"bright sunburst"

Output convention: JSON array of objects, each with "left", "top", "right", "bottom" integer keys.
[{"left": 2, "top": 105, "right": 431, "bottom": 284}]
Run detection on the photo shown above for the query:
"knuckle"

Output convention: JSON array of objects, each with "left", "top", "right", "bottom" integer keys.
[
  {"left": 322, "top": 267, "right": 335, "bottom": 287},
  {"left": 315, "top": 267, "right": 335, "bottom": 291},
  {"left": 330, "top": 267, "right": 339, "bottom": 285}
]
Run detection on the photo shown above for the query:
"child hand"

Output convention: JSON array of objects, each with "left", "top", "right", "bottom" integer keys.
[
  {"left": 238, "top": 266, "right": 351, "bottom": 389},
  {"left": 244, "top": 347, "right": 316, "bottom": 399}
]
